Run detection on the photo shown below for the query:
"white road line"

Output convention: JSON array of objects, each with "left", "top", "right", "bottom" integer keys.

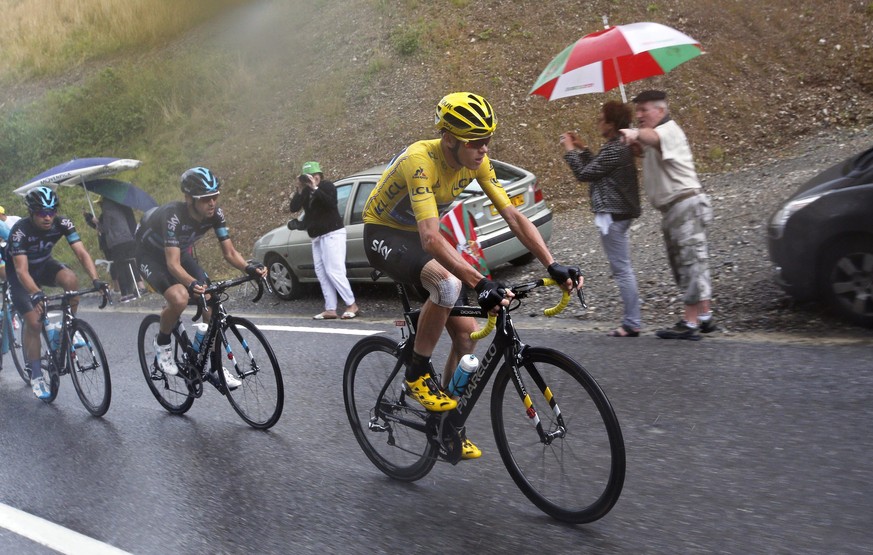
[
  {"left": 256, "top": 324, "right": 382, "bottom": 336},
  {"left": 0, "top": 502, "right": 131, "bottom": 555}
]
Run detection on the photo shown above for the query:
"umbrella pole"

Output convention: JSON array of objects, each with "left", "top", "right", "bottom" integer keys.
[
  {"left": 82, "top": 176, "right": 97, "bottom": 218},
  {"left": 603, "top": 16, "right": 628, "bottom": 104}
]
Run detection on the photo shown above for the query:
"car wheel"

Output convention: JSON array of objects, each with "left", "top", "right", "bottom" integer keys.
[
  {"left": 820, "top": 237, "right": 873, "bottom": 328},
  {"left": 265, "top": 255, "right": 301, "bottom": 300},
  {"left": 509, "top": 252, "right": 535, "bottom": 266}
]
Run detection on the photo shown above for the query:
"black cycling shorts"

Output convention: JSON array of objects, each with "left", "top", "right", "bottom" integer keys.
[
  {"left": 363, "top": 224, "right": 432, "bottom": 291},
  {"left": 7, "top": 258, "right": 68, "bottom": 315},
  {"left": 135, "top": 246, "right": 207, "bottom": 295}
]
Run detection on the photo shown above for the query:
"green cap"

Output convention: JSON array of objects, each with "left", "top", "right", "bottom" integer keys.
[{"left": 301, "top": 161, "right": 322, "bottom": 175}]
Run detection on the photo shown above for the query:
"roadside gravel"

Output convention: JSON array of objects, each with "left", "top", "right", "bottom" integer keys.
[{"left": 116, "top": 126, "right": 873, "bottom": 344}]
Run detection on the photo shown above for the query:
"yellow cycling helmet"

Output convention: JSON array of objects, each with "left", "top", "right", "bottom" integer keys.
[{"left": 434, "top": 92, "right": 497, "bottom": 140}]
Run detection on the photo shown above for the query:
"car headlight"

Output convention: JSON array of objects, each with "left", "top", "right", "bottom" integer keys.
[{"left": 769, "top": 193, "right": 825, "bottom": 239}]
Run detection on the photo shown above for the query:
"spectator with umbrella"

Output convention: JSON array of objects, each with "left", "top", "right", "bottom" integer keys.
[
  {"left": 560, "top": 100, "right": 643, "bottom": 337},
  {"left": 620, "top": 90, "right": 716, "bottom": 340},
  {"left": 83, "top": 196, "right": 142, "bottom": 300}
]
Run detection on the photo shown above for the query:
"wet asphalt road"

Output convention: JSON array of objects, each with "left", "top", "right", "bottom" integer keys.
[{"left": 0, "top": 307, "right": 871, "bottom": 554}]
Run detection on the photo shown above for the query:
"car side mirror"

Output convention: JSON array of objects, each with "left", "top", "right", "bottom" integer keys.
[{"left": 287, "top": 219, "right": 299, "bottom": 230}]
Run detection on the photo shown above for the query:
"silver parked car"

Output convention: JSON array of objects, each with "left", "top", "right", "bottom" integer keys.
[{"left": 252, "top": 158, "right": 554, "bottom": 300}]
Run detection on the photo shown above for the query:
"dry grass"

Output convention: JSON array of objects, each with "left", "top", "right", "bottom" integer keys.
[
  {"left": 0, "top": 0, "right": 252, "bottom": 78},
  {"left": 1, "top": 0, "right": 872, "bottom": 277}
]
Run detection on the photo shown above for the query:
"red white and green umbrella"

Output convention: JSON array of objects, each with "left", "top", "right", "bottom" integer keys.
[{"left": 530, "top": 22, "right": 702, "bottom": 103}]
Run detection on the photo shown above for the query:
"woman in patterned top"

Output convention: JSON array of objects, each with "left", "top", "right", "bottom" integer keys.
[{"left": 560, "top": 100, "right": 643, "bottom": 337}]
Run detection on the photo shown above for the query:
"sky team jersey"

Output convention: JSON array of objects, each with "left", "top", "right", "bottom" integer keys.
[
  {"left": 363, "top": 139, "right": 512, "bottom": 231},
  {"left": 6, "top": 215, "right": 81, "bottom": 266},
  {"left": 137, "top": 201, "right": 229, "bottom": 253}
]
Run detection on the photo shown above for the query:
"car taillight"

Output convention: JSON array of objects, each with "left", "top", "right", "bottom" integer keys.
[{"left": 531, "top": 180, "right": 544, "bottom": 203}]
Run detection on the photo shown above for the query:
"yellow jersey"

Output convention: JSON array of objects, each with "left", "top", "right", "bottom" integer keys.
[{"left": 363, "top": 139, "right": 512, "bottom": 231}]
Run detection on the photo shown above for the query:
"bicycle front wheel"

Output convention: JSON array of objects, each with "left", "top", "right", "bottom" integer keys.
[
  {"left": 39, "top": 332, "right": 61, "bottom": 404},
  {"left": 343, "top": 335, "right": 437, "bottom": 481},
  {"left": 67, "top": 319, "right": 111, "bottom": 417},
  {"left": 6, "top": 309, "right": 28, "bottom": 383},
  {"left": 491, "top": 347, "right": 626, "bottom": 524},
  {"left": 137, "top": 314, "right": 194, "bottom": 415},
  {"left": 216, "top": 316, "right": 283, "bottom": 430}
]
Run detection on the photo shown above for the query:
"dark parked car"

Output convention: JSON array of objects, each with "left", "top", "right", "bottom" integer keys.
[{"left": 767, "top": 145, "right": 873, "bottom": 327}]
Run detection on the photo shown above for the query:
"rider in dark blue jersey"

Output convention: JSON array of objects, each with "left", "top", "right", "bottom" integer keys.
[
  {"left": 135, "top": 167, "right": 265, "bottom": 381},
  {"left": 5, "top": 186, "right": 105, "bottom": 399}
]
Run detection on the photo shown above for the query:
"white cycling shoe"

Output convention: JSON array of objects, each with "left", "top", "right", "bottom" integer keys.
[
  {"left": 153, "top": 337, "right": 179, "bottom": 376},
  {"left": 218, "top": 366, "right": 242, "bottom": 390}
]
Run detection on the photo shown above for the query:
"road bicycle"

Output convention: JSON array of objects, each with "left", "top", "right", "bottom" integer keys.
[
  {"left": 343, "top": 276, "right": 626, "bottom": 524},
  {"left": 28, "top": 284, "right": 113, "bottom": 416},
  {"left": 136, "top": 274, "right": 284, "bottom": 430},
  {"left": 0, "top": 280, "right": 25, "bottom": 379}
]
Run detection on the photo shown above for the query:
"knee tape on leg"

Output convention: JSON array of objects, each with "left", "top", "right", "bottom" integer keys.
[{"left": 423, "top": 275, "right": 462, "bottom": 308}]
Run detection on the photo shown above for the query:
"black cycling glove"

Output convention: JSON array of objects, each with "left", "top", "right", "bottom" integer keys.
[
  {"left": 187, "top": 280, "right": 205, "bottom": 296},
  {"left": 92, "top": 279, "right": 108, "bottom": 291},
  {"left": 244, "top": 262, "right": 265, "bottom": 277},
  {"left": 547, "top": 262, "right": 581, "bottom": 286},
  {"left": 475, "top": 278, "right": 507, "bottom": 312},
  {"left": 29, "top": 291, "right": 46, "bottom": 307}
]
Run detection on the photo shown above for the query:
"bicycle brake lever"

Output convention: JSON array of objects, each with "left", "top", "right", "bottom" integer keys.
[
  {"left": 251, "top": 277, "right": 266, "bottom": 303},
  {"left": 576, "top": 287, "right": 588, "bottom": 310}
]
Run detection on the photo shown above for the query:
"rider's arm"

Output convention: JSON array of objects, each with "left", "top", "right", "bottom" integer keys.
[
  {"left": 69, "top": 241, "right": 100, "bottom": 282},
  {"left": 418, "top": 217, "right": 485, "bottom": 288},
  {"left": 497, "top": 205, "right": 554, "bottom": 267},
  {"left": 11, "top": 254, "right": 40, "bottom": 295},
  {"left": 219, "top": 238, "right": 252, "bottom": 273}
]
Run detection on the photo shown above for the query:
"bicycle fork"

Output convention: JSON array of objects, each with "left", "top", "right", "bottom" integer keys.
[{"left": 509, "top": 350, "right": 567, "bottom": 445}]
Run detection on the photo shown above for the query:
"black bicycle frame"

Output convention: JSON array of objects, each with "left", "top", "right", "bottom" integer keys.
[
  {"left": 174, "top": 275, "right": 263, "bottom": 383},
  {"left": 377, "top": 282, "right": 522, "bottom": 433}
]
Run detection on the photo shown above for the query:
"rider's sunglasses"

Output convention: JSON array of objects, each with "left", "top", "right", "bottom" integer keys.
[
  {"left": 457, "top": 136, "right": 492, "bottom": 150},
  {"left": 35, "top": 209, "right": 56, "bottom": 218}
]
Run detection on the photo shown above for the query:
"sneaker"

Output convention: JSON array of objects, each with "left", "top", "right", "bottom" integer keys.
[
  {"left": 699, "top": 318, "right": 719, "bottom": 334},
  {"left": 655, "top": 320, "right": 702, "bottom": 341},
  {"left": 219, "top": 366, "right": 242, "bottom": 390},
  {"left": 153, "top": 337, "right": 179, "bottom": 376},
  {"left": 72, "top": 331, "right": 87, "bottom": 349},
  {"left": 404, "top": 373, "right": 457, "bottom": 412},
  {"left": 31, "top": 375, "right": 51, "bottom": 399},
  {"left": 461, "top": 437, "right": 482, "bottom": 460}
]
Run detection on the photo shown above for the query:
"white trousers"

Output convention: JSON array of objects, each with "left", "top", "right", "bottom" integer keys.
[{"left": 312, "top": 228, "right": 355, "bottom": 311}]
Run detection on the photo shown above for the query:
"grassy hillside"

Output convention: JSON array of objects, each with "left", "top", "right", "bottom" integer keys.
[{"left": 1, "top": 0, "right": 872, "bottom": 277}]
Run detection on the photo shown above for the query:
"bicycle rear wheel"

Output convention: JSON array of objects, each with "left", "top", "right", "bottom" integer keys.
[
  {"left": 491, "top": 347, "right": 625, "bottom": 523},
  {"left": 215, "top": 316, "right": 284, "bottom": 429},
  {"left": 343, "top": 335, "right": 437, "bottom": 481},
  {"left": 137, "top": 314, "right": 194, "bottom": 415},
  {"left": 67, "top": 319, "right": 111, "bottom": 416}
]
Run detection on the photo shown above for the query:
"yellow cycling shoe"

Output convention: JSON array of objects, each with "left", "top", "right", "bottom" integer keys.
[
  {"left": 461, "top": 437, "right": 482, "bottom": 460},
  {"left": 404, "top": 374, "right": 457, "bottom": 412}
]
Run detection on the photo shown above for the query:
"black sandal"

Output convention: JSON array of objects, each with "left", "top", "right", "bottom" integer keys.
[{"left": 607, "top": 324, "right": 640, "bottom": 337}]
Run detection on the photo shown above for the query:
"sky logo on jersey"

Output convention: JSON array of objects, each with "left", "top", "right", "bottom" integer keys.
[{"left": 412, "top": 167, "right": 428, "bottom": 180}]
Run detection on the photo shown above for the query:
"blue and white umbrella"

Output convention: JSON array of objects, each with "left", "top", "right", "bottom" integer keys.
[
  {"left": 14, "top": 157, "right": 144, "bottom": 216},
  {"left": 15, "top": 157, "right": 142, "bottom": 195}
]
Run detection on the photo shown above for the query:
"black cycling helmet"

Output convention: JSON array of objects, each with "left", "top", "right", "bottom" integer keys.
[
  {"left": 25, "top": 186, "right": 59, "bottom": 212},
  {"left": 180, "top": 167, "right": 221, "bottom": 198}
]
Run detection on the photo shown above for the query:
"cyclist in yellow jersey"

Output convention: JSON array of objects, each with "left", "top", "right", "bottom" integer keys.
[{"left": 363, "top": 92, "right": 582, "bottom": 459}]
